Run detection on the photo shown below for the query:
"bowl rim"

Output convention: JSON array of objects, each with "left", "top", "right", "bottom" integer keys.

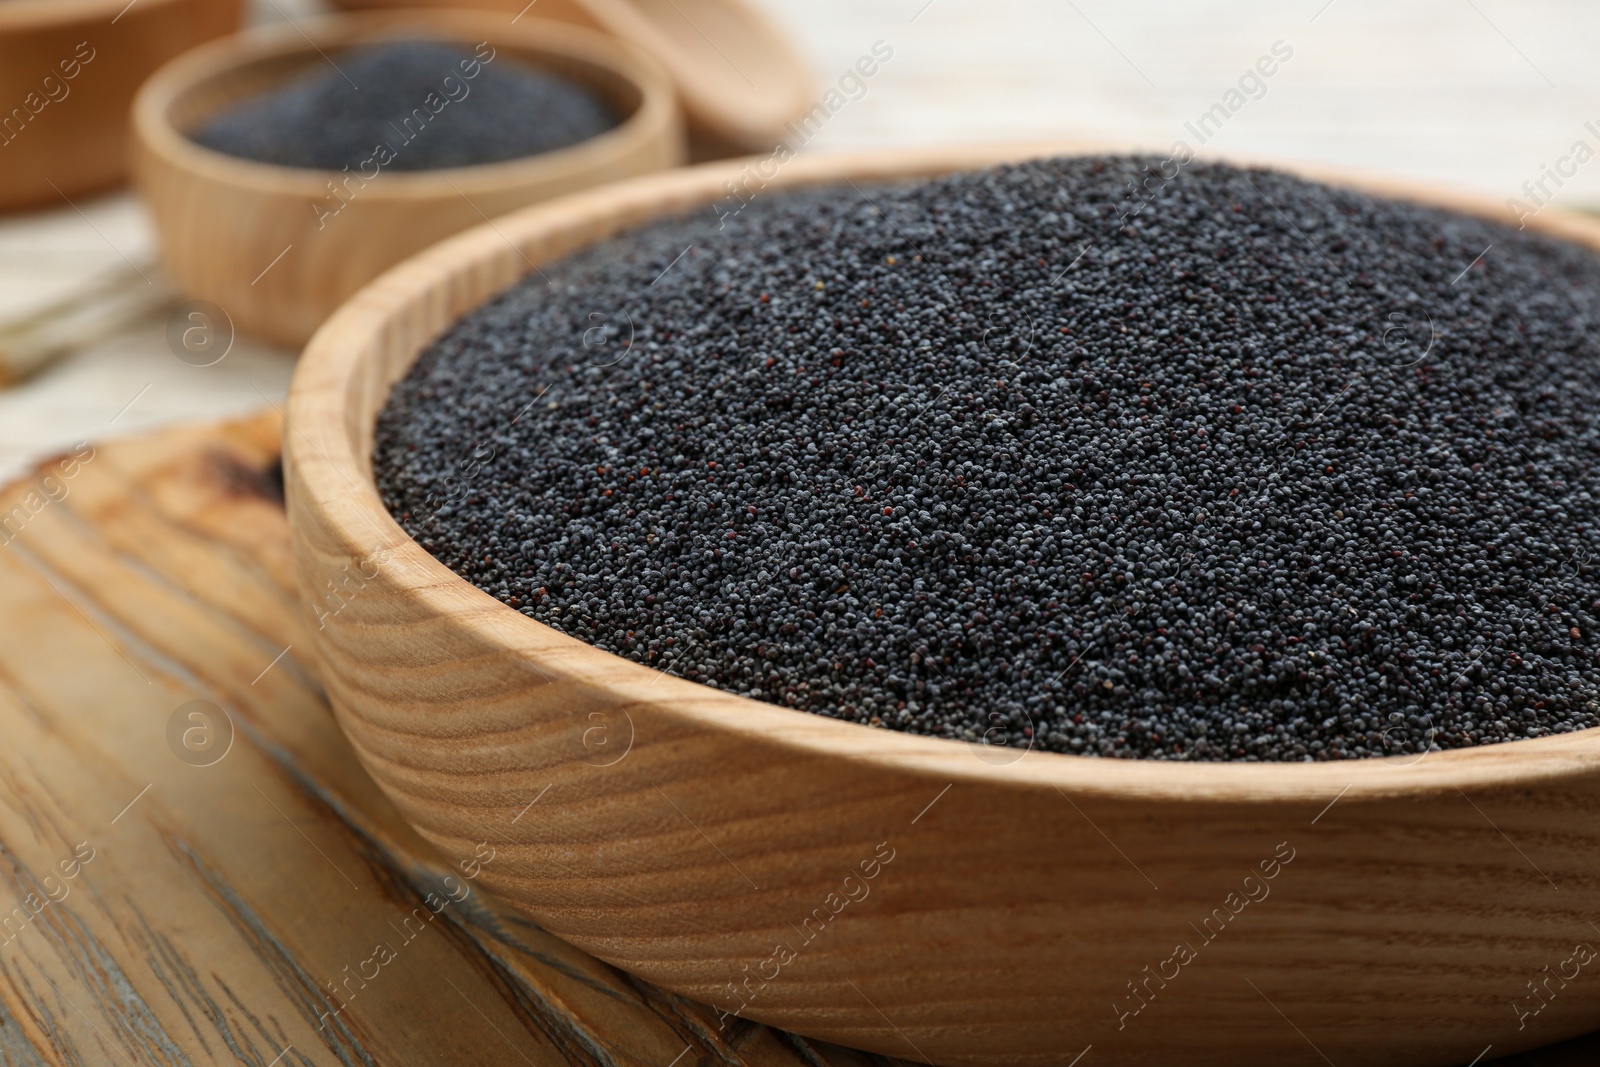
[
  {"left": 131, "top": 9, "right": 679, "bottom": 200},
  {"left": 287, "top": 140, "right": 1600, "bottom": 805}
]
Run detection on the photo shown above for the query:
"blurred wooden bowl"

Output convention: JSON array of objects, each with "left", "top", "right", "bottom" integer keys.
[
  {"left": 284, "top": 142, "right": 1600, "bottom": 1067},
  {"left": 322, "top": 0, "right": 812, "bottom": 156},
  {"left": 0, "top": 0, "right": 242, "bottom": 211},
  {"left": 132, "top": 10, "right": 683, "bottom": 347}
]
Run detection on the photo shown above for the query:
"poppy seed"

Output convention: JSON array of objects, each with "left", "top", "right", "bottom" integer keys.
[
  {"left": 192, "top": 39, "right": 617, "bottom": 172},
  {"left": 373, "top": 155, "right": 1600, "bottom": 761}
]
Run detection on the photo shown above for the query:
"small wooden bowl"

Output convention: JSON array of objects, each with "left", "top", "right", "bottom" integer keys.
[
  {"left": 0, "top": 0, "right": 242, "bottom": 211},
  {"left": 321, "top": 0, "right": 812, "bottom": 157},
  {"left": 132, "top": 10, "right": 683, "bottom": 347},
  {"left": 285, "top": 143, "right": 1600, "bottom": 1067}
]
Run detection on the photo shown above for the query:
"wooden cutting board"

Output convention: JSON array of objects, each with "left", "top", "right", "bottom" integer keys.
[{"left": 0, "top": 407, "right": 1591, "bottom": 1067}]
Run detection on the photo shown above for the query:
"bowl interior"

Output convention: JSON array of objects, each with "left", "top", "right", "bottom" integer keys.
[
  {"left": 293, "top": 143, "right": 1600, "bottom": 804},
  {"left": 165, "top": 23, "right": 646, "bottom": 174}
]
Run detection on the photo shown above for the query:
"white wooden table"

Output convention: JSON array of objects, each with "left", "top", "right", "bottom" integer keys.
[{"left": 3, "top": 0, "right": 1598, "bottom": 481}]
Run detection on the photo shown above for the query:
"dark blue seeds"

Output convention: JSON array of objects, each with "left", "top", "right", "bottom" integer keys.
[
  {"left": 192, "top": 40, "right": 616, "bottom": 172},
  {"left": 373, "top": 155, "right": 1600, "bottom": 761}
]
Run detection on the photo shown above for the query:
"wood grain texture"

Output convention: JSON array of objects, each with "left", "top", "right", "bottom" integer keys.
[
  {"left": 322, "top": 0, "right": 814, "bottom": 157},
  {"left": 132, "top": 10, "right": 685, "bottom": 347},
  {"left": 285, "top": 142, "right": 1600, "bottom": 1067},
  {"left": 0, "top": 408, "right": 926, "bottom": 1067},
  {"left": 0, "top": 0, "right": 242, "bottom": 212}
]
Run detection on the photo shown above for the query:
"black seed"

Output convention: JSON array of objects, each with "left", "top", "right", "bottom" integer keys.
[
  {"left": 192, "top": 40, "right": 617, "bottom": 172},
  {"left": 373, "top": 155, "right": 1600, "bottom": 762}
]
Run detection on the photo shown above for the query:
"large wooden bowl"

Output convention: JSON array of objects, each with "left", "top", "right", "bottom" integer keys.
[
  {"left": 0, "top": 0, "right": 242, "bottom": 211},
  {"left": 321, "top": 0, "right": 813, "bottom": 157},
  {"left": 284, "top": 143, "right": 1600, "bottom": 1067},
  {"left": 132, "top": 11, "right": 683, "bottom": 347}
]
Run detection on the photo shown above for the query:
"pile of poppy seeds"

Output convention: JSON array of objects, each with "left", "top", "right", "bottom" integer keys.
[
  {"left": 374, "top": 156, "right": 1600, "bottom": 761},
  {"left": 193, "top": 40, "right": 616, "bottom": 171}
]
